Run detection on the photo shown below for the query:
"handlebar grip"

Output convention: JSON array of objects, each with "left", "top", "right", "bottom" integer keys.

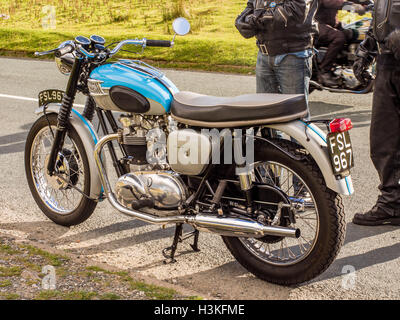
[
  {"left": 146, "top": 40, "right": 172, "bottom": 48},
  {"left": 55, "top": 44, "right": 74, "bottom": 58}
]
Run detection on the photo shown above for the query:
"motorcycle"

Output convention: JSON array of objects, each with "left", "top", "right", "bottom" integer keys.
[
  {"left": 25, "top": 18, "right": 354, "bottom": 285},
  {"left": 311, "top": 1, "right": 375, "bottom": 94}
]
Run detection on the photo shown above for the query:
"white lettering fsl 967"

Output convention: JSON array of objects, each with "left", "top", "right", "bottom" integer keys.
[{"left": 328, "top": 131, "right": 353, "bottom": 174}]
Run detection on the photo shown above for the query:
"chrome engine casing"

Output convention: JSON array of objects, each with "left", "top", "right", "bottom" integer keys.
[
  {"left": 167, "top": 129, "right": 212, "bottom": 176},
  {"left": 115, "top": 171, "right": 188, "bottom": 210},
  {"left": 334, "top": 67, "right": 360, "bottom": 89}
]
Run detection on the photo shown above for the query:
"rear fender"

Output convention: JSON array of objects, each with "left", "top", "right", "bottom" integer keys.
[
  {"left": 35, "top": 104, "right": 103, "bottom": 200},
  {"left": 265, "top": 120, "right": 354, "bottom": 196}
]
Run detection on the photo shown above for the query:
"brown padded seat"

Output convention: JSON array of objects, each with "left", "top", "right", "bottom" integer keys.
[{"left": 171, "top": 91, "right": 307, "bottom": 127}]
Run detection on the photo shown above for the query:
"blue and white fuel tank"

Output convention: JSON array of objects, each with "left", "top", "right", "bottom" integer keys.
[{"left": 88, "top": 60, "right": 179, "bottom": 115}]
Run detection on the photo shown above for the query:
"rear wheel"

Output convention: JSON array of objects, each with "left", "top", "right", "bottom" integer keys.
[
  {"left": 222, "top": 139, "right": 346, "bottom": 285},
  {"left": 25, "top": 114, "right": 97, "bottom": 226}
]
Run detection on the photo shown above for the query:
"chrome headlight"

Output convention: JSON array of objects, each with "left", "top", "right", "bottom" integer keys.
[{"left": 55, "top": 53, "right": 74, "bottom": 76}]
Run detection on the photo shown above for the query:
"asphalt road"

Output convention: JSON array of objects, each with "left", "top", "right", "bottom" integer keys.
[{"left": 0, "top": 57, "right": 399, "bottom": 299}]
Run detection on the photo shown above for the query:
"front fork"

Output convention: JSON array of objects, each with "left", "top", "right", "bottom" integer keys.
[{"left": 46, "top": 58, "right": 83, "bottom": 176}]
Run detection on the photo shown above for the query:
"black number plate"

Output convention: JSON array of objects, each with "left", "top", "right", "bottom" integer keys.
[
  {"left": 327, "top": 131, "right": 354, "bottom": 175},
  {"left": 38, "top": 89, "right": 64, "bottom": 107}
]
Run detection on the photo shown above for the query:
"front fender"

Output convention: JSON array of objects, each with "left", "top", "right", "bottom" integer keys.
[
  {"left": 35, "top": 104, "right": 103, "bottom": 200},
  {"left": 265, "top": 120, "right": 354, "bottom": 196}
]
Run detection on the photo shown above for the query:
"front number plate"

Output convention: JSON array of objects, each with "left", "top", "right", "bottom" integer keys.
[
  {"left": 38, "top": 89, "right": 64, "bottom": 107},
  {"left": 327, "top": 131, "right": 354, "bottom": 175}
]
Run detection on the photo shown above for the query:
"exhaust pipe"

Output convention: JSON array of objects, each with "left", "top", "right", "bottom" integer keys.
[
  {"left": 94, "top": 134, "right": 300, "bottom": 239},
  {"left": 187, "top": 214, "right": 300, "bottom": 239}
]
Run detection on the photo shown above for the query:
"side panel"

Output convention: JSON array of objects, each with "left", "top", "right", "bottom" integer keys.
[
  {"left": 89, "top": 63, "right": 176, "bottom": 114},
  {"left": 35, "top": 104, "right": 103, "bottom": 200},
  {"left": 265, "top": 120, "right": 354, "bottom": 196}
]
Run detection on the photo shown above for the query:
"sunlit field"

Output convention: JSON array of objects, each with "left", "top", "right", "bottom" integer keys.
[{"left": 0, "top": 0, "right": 371, "bottom": 73}]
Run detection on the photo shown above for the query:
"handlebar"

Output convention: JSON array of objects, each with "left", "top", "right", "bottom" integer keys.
[
  {"left": 34, "top": 37, "right": 173, "bottom": 60},
  {"left": 55, "top": 44, "right": 74, "bottom": 58},
  {"left": 146, "top": 39, "right": 172, "bottom": 47}
]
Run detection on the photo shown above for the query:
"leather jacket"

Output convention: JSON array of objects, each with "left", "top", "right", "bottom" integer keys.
[
  {"left": 316, "top": 0, "right": 345, "bottom": 27},
  {"left": 356, "top": 0, "right": 400, "bottom": 64},
  {"left": 235, "top": 0, "right": 319, "bottom": 56}
]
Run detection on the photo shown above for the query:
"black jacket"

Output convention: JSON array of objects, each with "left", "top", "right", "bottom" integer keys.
[
  {"left": 235, "top": 0, "right": 319, "bottom": 56},
  {"left": 356, "top": 0, "right": 400, "bottom": 64},
  {"left": 316, "top": 0, "right": 345, "bottom": 27}
]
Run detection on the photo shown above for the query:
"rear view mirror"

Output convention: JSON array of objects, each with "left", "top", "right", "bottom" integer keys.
[{"left": 172, "top": 17, "right": 191, "bottom": 36}]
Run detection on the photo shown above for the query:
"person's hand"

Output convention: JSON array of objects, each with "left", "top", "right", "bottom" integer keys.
[
  {"left": 386, "top": 29, "right": 400, "bottom": 60},
  {"left": 235, "top": 9, "right": 257, "bottom": 39},
  {"left": 353, "top": 57, "right": 371, "bottom": 84},
  {"left": 353, "top": 4, "right": 366, "bottom": 15}
]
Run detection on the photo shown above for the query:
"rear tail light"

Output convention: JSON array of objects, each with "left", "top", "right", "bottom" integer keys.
[{"left": 329, "top": 118, "right": 353, "bottom": 133}]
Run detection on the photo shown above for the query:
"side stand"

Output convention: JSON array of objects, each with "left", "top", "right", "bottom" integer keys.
[{"left": 162, "top": 224, "right": 200, "bottom": 264}]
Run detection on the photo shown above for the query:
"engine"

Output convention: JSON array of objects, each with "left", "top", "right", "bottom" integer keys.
[
  {"left": 333, "top": 66, "right": 361, "bottom": 90},
  {"left": 114, "top": 114, "right": 188, "bottom": 211}
]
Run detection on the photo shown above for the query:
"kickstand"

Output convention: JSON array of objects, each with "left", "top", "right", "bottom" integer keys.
[
  {"left": 190, "top": 229, "right": 200, "bottom": 252},
  {"left": 163, "top": 223, "right": 183, "bottom": 264},
  {"left": 162, "top": 225, "right": 201, "bottom": 264}
]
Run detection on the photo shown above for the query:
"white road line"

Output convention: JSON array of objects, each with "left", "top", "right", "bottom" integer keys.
[
  {"left": 0, "top": 93, "right": 84, "bottom": 107},
  {"left": 0, "top": 93, "right": 37, "bottom": 102}
]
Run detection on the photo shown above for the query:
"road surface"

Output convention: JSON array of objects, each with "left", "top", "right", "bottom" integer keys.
[{"left": 0, "top": 57, "right": 399, "bottom": 299}]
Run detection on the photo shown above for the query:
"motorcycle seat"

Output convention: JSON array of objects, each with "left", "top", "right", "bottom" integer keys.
[{"left": 170, "top": 91, "right": 308, "bottom": 127}]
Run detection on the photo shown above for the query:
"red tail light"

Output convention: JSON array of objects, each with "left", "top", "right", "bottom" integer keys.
[{"left": 329, "top": 118, "right": 353, "bottom": 133}]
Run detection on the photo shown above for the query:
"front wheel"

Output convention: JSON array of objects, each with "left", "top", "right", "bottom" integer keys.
[
  {"left": 25, "top": 114, "right": 97, "bottom": 226},
  {"left": 222, "top": 139, "right": 346, "bottom": 285}
]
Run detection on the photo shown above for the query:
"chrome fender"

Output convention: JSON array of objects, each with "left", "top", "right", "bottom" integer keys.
[
  {"left": 35, "top": 104, "right": 103, "bottom": 200},
  {"left": 265, "top": 120, "right": 354, "bottom": 196}
]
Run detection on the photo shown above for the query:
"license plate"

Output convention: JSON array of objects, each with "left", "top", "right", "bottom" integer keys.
[
  {"left": 38, "top": 89, "right": 64, "bottom": 107},
  {"left": 327, "top": 131, "right": 354, "bottom": 175}
]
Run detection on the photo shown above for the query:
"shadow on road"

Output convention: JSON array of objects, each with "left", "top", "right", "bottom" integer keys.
[
  {"left": 310, "top": 102, "right": 371, "bottom": 129},
  {"left": 306, "top": 222, "right": 400, "bottom": 284},
  {"left": 0, "top": 131, "right": 27, "bottom": 155},
  {"left": 173, "top": 260, "right": 291, "bottom": 299}
]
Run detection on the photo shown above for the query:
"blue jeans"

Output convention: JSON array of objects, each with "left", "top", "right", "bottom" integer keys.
[
  {"left": 256, "top": 51, "right": 312, "bottom": 119},
  {"left": 256, "top": 51, "right": 312, "bottom": 194}
]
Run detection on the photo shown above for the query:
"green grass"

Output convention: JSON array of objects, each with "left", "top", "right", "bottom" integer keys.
[
  {"left": 0, "top": 292, "right": 20, "bottom": 300},
  {"left": 0, "top": 244, "right": 19, "bottom": 255},
  {"left": 0, "top": 280, "right": 12, "bottom": 287},
  {"left": 21, "top": 244, "right": 69, "bottom": 267},
  {"left": 36, "top": 290, "right": 98, "bottom": 300},
  {"left": 0, "top": 0, "right": 370, "bottom": 73},
  {"left": 0, "top": 266, "right": 22, "bottom": 277}
]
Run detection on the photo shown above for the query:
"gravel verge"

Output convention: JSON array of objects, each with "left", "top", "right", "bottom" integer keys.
[{"left": 0, "top": 234, "right": 203, "bottom": 300}]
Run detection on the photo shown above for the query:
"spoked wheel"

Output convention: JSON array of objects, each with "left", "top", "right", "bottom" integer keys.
[
  {"left": 222, "top": 139, "right": 346, "bottom": 285},
  {"left": 25, "top": 114, "right": 97, "bottom": 226}
]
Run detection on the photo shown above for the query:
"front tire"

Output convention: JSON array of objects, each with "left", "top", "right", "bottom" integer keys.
[
  {"left": 25, "top": 114, "right": 97, "bottom": 226},
  {"left": 222, "top": 139, "right": 346, "bottom": 285}
]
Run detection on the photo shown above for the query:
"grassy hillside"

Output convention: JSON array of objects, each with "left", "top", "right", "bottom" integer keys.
[{"left": 0, "top": 0, "right": 370, "bottom": 73}]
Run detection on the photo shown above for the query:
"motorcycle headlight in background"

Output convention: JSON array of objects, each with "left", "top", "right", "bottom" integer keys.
[{"left": 55, "top": 53, "right": 74, "bottom": 76}]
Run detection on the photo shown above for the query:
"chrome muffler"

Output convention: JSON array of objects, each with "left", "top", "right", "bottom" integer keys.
[
  {"left": 187, "top": 214, "right": 300, "bottom": 238},
  {"left": 94, "top": 134, "right": 300, "bottom": 239}
]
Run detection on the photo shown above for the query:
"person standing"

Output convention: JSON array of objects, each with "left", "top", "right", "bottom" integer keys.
[
  {"left": 352, "top": 0, "right": 400, "bottom": 225},
  {"left": 235, "top": 0, "right": 319, "bottom": 116},
  {"left": 316, "top": 0, "right": 366, "bottom": 86}
]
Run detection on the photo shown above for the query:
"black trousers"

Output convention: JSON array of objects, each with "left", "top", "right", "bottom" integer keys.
[
  {"left": 371, "top": 54, "right": 400, "bottom": 216},
  {"left": 318, "top": 24, "right": 346, "bottom": 71}
]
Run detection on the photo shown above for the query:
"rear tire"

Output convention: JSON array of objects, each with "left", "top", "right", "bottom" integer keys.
[
  {"left": 25, "top": 114, "right": 97, "bottom": 227},
  {"left": 222, "top": 139, "right": 346, "bottom": 285}
]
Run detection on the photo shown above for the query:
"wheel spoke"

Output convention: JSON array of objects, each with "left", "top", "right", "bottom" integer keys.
[
  {"left": 30, "top": 126, "right": 85, "bottom": 214},
  {"left": 239, "top": 160, "right": 319, "bottom": 266}
]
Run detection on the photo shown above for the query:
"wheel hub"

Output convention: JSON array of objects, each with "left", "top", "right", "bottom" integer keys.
[{"left": 44, "top": 149, "right": 79, "bottom": 190}]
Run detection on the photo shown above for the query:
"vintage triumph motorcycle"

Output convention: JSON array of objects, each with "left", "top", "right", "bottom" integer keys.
[{"left": 25, "top": 18, "right": 354, "bottom": 285}]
